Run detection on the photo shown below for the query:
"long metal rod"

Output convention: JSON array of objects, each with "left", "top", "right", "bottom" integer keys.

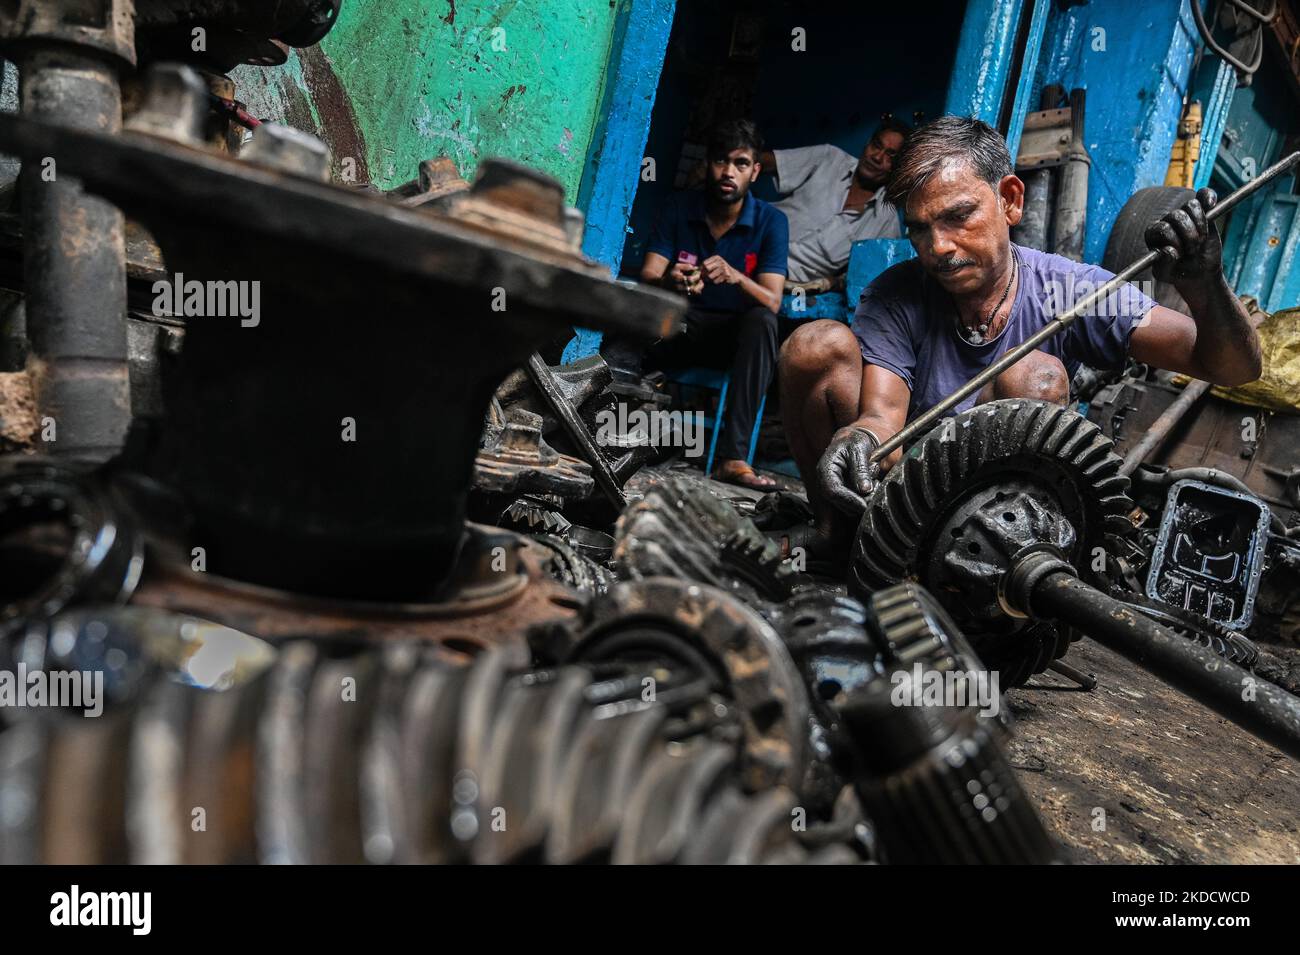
[
  {"left": 1118, "top": 378, "right": 1211, "bottom": 476},
  {"left": 1033, "top": 571, "right": 1300, "bottom": 761},
  {"left": 872, "top": 150, "right": 1300, "bottom": 464},
  {"left": 525, "top": 352, "right": 627, "bottom": 510}
]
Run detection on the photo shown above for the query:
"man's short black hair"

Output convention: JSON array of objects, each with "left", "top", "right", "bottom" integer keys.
[
  {"left": 876, "top": 114, "right": 914, "bottom": 140},
  {"left": 885, "top": 115, "right": 1013, "bottom": 207},
  {"left": 707, "top": 118, "right": 764, "bottom": 161}
]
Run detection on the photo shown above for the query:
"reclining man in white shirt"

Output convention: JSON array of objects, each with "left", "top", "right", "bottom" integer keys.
[{"left": 759, "top": 115, "right": 912, "bottom": 290}]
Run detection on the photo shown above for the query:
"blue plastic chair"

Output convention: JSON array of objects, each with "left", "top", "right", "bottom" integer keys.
[{"left": 666, "top": 366, "right": 766, "bottom": 475}]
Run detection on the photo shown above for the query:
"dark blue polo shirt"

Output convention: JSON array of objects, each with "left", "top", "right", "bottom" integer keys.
[{"left": 646, "top": 190, "right": 788, "bottom": 313}]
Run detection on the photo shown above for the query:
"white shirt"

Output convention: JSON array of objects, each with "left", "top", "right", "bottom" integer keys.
[{"left": 772, "top": 144, "right": 900, "bottom": 284}]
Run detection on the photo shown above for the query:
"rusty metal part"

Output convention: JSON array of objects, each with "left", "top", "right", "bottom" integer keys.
[
  {"left": 124, "top": 61, "right": 208, "bottom": 147},
  {"left": 870, "top": 150, "right": 1300, "bottom": 466},
  {"left": 1089, "top": 376, "right": 1300, "bottom": 522},
  {"left": 127, "top": 526, "right": 580, "bottom": 653},
  {"left": 1118, "top": 379, "right": 1212, "bottom": 477},
  {"left": 387, "top": 158, "right": 470, "bottom": 210},
  {"left": 0, "top": 93, "right": 686, "bottom": 597},
  {"left": 852, "top": 399, "right": 1133, "bottom": 687},
  {"left": 1029, "top": 571, "right": 1300, "bottom": 761},
  {"left": 529, "top": 533, "right": 614, "bottom": 598},
  {"left": 4, "top": 605, "right": 275, "bottom": 863},
  {"left": 779, "top": 583, "right": 1056, "bottom": 864},
  {"left": 526, "top": 352, "right": 626, "bottom": 509},
  {"left": 11, "top": 45, "right": 131, "bottom": 460},
  {"left": 614, "top": 476, "right": 796, "bottom": 603},
  {"left": 568, "top": 578, "right": 809, "bottom": 793},
  {"left": 0, "top": 96, "right": 681, "bottom": 599},
  {"left": 475, "top": 408, "right": 595, "bottom": 499},
  {"left": 242, "top": 122, "right": 331, "bottom": 181},
  {"left": 0, "top": 458, "right": 144, "bottom": 625}
]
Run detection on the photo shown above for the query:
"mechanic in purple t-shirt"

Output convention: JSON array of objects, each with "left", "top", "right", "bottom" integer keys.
[{"left": 777, "top": 116, "right": 1263, "bottom": 560}]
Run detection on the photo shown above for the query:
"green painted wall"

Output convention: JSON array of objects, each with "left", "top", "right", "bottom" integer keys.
[{"left": 232, "top": 0, "right": 625, "bottom": 200}]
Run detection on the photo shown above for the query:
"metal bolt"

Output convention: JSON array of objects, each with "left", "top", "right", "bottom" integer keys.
[
  {"left": 469, "top": 158, "right": 565, "bottom": 226},
  {"left": 241, "top": 123, "right": 332, "bottom": 182},
  {"left": 125, "top": 63, "right": 207, "bottom": 147}
]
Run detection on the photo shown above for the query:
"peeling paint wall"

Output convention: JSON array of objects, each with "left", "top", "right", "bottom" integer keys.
[
  {"left": 232, "top": 0, "right": 627, "bottom": 200},
  {"left": 1033, "top": 0, "right": 1197, "bottom": 264}
]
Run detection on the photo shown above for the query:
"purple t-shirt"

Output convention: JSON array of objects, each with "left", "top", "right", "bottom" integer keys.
[{"left": 851, "top": 245, "right": 1157, "bottom": 422}]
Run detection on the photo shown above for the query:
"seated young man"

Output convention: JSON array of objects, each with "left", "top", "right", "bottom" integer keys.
[
  {"left": 622, "top": 119, "right": 789, "bottom": 490},
  {"left": 760, "top": 116, "right": 911, "bottom": 287},
  {"left": 778, "top": 116, "right": 1261, "bottom": 556}
]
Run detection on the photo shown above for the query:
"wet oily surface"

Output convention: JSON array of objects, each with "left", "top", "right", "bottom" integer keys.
[{"left": 1007, "top": 638, "right": 1300, "bottom": 864}]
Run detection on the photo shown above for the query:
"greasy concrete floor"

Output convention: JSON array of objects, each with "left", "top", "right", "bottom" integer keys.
[
  {"left": 1008, "top": 639, "right": 1300, "bottom": 864},
  {"left": 664, "top": 459, "right": 1300, "bottom": 864}
]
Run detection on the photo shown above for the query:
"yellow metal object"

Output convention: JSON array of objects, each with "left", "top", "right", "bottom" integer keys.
[
  {"left": 1165, "top": 100, "right": 1203, "bottom": 189},
  {"left": 1210, "top": 301, "right": 1300, "bottom": 413}
]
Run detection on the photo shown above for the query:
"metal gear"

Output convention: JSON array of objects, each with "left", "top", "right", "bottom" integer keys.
[
  {"left": 850, "top": 399, "right": 1135, "bottom": 687},
  {"left": 1117, "top": 592, "right": 1260, "bottom": 670},
  {"left": 830, "top": 583, "right": 1057, "bottom": 864}
]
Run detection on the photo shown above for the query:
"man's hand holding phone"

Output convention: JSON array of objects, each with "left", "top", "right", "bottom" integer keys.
[{"left": 670, "top": 252, "right": 704, "bottom": 297}]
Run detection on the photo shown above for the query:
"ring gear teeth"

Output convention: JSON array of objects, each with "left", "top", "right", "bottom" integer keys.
[
  {"left": 850, "top": 400, "right": 1136, "bottom": 687},
  {"left": 1117, "top": 592, "right": 1260, "bottom": 670}
]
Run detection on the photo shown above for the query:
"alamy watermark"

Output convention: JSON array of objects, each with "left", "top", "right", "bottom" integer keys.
[
  {"left": 0, "top": 664, "right": 103, "bottom": 717},
  {"left": 152, "top": 272, "right": 260, "bottom": 327},
  {"left": 594, "top": 405, "right": 705, "bottom": 459},
  {"left": 1040, "top": 274, "right": 1159, "bottom": 321},
  {"left": 890, "top": 662, "right": 1000, "bottom": 718},
  {"left": 50, "top": 885, "right": 151, "bottom": 935}
]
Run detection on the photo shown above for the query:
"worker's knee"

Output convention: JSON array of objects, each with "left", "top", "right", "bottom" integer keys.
[
  {"left": 780, "top": 320, "right": 859, "bottom": 378},
  {"left": 990, "top": 350, "right": 1069, "bottom": 405}
]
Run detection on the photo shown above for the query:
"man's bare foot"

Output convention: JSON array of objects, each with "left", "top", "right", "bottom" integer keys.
[{"left": 713, "top": 459, "right": 778, "bottom": 491}]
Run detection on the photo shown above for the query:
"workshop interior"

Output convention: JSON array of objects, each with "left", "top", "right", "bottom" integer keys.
[{"left": 0, "top": 0, "right": 1298, "bottom": 872}]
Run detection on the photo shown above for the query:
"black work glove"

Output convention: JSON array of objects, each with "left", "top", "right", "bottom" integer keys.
[
  {"left": 815, "top": 426, "right": 881, "bottom": 518},
  {"left": 1145, "top": 187, "right": 1223, "bottom": 289}
]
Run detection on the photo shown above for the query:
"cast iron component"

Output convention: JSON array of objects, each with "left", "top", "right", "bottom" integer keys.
[
  {"left": 567, "top": 577, "right": 810, "bottom": 794},
  {"left": 804, "top": 583, "right": 1057, "bottom": 864},
  {"left": 529, "top": 532, "right": 615, "bottom": 598},
  {"left": 475, "top": 408, "right": 595, "bottom": 499},
  {"left": 1028, "top": 572, "right": 1300, "bottom": 761},
  {"left": 1, "top": 1, "right": 134, "bottom": 461},
  {"left": 614, "top": 476, "right": 797, "bottom": 603},
  {"left": 851, "top": 399, "right": 1133, "bottom": 685},
  {"left": 1117, "top": 592, "right": 1259, "bottom": 670},
  {"left": 851, "top": 399, "right": 1300, "bottom": 759},
  {"left": 1145, "top": 478, "right": 1272, "bottom": 630},
  {"left": 0, "top": 458, "right": 143, "bottom": 626},
  {"left": 0, "top": 88, "right": 682, "bottom": 600}
]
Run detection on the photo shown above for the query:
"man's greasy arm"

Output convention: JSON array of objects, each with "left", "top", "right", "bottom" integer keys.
[
  {"left": 854, "top": 364, "right": 911, "bottom": 470},
  {"left": 1131, "top": 188, "right": 1262, "bottom": 386},
  {"left": 814, "top": 364, "right": 910, "bottom": 518}
]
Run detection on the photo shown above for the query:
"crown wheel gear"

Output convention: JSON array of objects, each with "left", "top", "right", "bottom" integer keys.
[
  {"left": 1116, "top": 592, "right": 1259, "bottom": 670},
  {"left": 849, "top": 399, "right": 1135, "bottom": 687}
]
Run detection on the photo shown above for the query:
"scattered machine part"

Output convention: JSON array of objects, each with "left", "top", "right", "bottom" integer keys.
[
  {"left": 853, "top": 399, "right": 1300, "bottom": 759},
  {"left": 1145, "top": 479, "right": 1273, "bottom": 630}
]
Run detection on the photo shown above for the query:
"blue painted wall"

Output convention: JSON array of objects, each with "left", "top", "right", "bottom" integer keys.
[{"left": 1031, "top": 0, "right": 1198, "bottom": 264}]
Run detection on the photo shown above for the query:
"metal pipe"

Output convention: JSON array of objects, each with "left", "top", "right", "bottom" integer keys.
[
  {"left": 18, "top": 46, "right": 130, "bottom": 461},
  {"left": 1031, "top": 571, "right": 1300, "bottom": 761},
  {"left": 871, "top": 149, "right": 1300, "bottom": 465},
  {"left": 525, "top": 352, "right": 627, "bottom": 510},
  {"left": 1118, "top": 379, "right": 1211, "bottom": 476},
  {"left": 1050, "top": 88, "right": 1089, "bottom": 261}
]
